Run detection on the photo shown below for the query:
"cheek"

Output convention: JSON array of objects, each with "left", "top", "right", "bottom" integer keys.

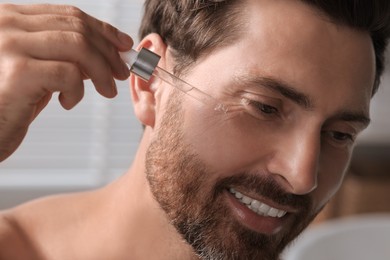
[
  {"left": 182, "top": 105, "right": 277, "bottom": 174},
  {"left": 314, "top": 150, "right": 351, "bottom": 208}
]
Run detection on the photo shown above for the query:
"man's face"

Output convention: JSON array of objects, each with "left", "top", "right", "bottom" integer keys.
[{"left": 145, "top": 0, "right": 375, "bottom": 259}]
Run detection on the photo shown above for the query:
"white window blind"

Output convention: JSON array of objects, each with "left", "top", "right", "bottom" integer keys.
[{"left": 0, "top": 0, "right": 144, "bottom": 198}]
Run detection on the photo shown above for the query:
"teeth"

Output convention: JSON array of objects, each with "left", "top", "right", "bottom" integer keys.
[
  {"left": 234, "top": 191, "right": 243, "bottom": 199},
  {"left": 242, "top": 196, "right": 252, "bottom": 205},
  {"left": 268, "top": 208, "right": 279, "bottom": 218},
  {"left": 229, "top": 188, "right": 287, "bottom": 218},
  {"left": 277, "top": 211, "right": 286, "bottom": 218}
]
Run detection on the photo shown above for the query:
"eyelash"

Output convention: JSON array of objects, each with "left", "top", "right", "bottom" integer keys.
[
  {"left": 329, "top": 131, "right": 355, "bottom": 142},
  {"left": 244, "top": 99, "right": 280, "bottom": 119},
  {"left": 331, "top": 132, "right": 354, "bottom": 141},
  {"left": 322, "top": 131, "right": 356, "bottom": 147},
  {"left": 256, "top": 103, "right": 278, "bottom": 114}
]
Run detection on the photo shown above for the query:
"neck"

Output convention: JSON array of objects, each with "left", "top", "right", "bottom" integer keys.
[{"left": 103, "top": 127, "right": 198, "bottom": 259}]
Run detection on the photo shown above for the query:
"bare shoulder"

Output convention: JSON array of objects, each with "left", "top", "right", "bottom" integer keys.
[
  {"left": 0, "top": 189, "right": 106, "bottom": 259},
  {"left": 0, "top": 211, "right": 43, "bottom": 259},
  {"left": 0, "top": 213, "right": 19, "bottom": 258}
]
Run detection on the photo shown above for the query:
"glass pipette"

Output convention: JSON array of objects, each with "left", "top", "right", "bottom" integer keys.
[{"left": 120, "top": 48, "right": 228, "bottom": 112}]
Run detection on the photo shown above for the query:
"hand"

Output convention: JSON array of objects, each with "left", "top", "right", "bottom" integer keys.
[{"left": 0, "top": 3, "right": 133, "bottom": 162}]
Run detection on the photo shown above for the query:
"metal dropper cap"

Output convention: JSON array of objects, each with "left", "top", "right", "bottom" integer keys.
[
  {"left": 120, "top": 48, "right": 228, "bottom": 112},
  {"left": 121, "top": 48, "right": 161, "bottom": 81}
]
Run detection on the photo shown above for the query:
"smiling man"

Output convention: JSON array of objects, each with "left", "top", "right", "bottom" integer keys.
[{"left": 0, "top": 0, "right": 389, "bottom": 259}]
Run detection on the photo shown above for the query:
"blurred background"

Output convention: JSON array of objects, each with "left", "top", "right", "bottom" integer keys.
[{"left": 0, "top": 0, "right": 389, "bottom": 251}]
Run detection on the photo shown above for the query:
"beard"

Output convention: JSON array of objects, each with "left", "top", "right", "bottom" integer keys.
[{"left": 145, "top": 91, "right": 322, "bottom": 260}]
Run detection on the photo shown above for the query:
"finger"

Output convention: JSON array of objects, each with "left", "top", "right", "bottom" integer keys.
[
  {"left": 13, "top": 4, "right": 133, "bottom": 50},
  {"left": 36, "top": 60, "right": 85, "bottom": 110},
  {"left": 13, "top": 14, "right": 130, "bottom": 80},
  {"left": 20, "top": 31, "right": 117, "bottom": 98},
  {"left": 6, "top": 58, "right": 85, "bottom": 110}
]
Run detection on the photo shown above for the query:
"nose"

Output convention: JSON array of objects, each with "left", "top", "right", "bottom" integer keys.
[{"left": 267, "top": 128, "right": 320, "bottom": 195}]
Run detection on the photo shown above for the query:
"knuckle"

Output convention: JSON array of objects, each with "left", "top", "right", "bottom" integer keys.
[
  {"left": 50, "top": 63, "right": 68, "bottom": 83},
  {"left": 53, "top": 64, "right": 79, "bottom": 87},
  {"left": 0, "top": 34, "right": 17, "bottom": 51},
  {"left": 63, "top": 5, "right": 85, "bottom": 19},
  {"left": 70, "top": 17, "right": 91, "bottom": 36},
  {"left": 0, "top": 14, "right": 16, "bottom": 29},
  {"left": 68, "top": 31, "right": 89, "bottom": 51},
  {"left": 100, "top": 21, "right": 118, "bottom": 36},
  {"left": 11, "top": 60, "right": 29, "bottom": 79},
  {"left": 1, "top": 58, "right": 28, "bottom": 91},
  {"left": 9, "top": 58, "right": 28, "bottom": 72},
  {"left": 66, "top": 63, "right": 81, "bottom": 76}
]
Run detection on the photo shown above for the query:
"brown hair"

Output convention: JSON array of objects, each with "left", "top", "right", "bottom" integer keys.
[{"left": 139, "top": 0, "right": 390, "bottom": 94}]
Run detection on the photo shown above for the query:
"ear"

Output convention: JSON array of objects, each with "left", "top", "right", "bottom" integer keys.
[{"left": 129, "top": 33, "right": 168, "bottom": 128}]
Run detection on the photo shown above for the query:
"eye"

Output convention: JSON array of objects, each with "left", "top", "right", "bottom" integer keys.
[
  {"left": 241, "top": 98, "right": 280, "bottom": 120},
  {"left": 322, "top": 131, "right": 356, "bottom": 147},
  {"left": 332, "top": 132, "right": 353, "bottom": 141},
  {"left": 256, "top": 103, "right": 278, "bottom": 114}
]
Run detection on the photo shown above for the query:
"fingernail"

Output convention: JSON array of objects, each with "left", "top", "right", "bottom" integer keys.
[
  {"left": 111, "top": 78, "right": 118, "bottom": 97},
  {"left": 117, "top": 31, "right": 133, "bottom": 46}
]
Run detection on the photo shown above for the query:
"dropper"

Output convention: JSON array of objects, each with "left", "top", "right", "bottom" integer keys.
[{"left": 120, "top": 48, "right": 227, "bottom": 112}]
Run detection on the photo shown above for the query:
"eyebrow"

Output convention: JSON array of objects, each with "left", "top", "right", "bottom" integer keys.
[
  {"left": 332, "top": 111, "right": 371, "bottom": 129},
  {"left": 236, "top": 74, "right": 371, "bottom": 128},
  {"left": 236, "top": 75, "right": 314, "bottom": 110}
]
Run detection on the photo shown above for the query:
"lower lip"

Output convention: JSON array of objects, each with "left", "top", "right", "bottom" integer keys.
[{"left": 224, "top": 190, "right": 286, "bottom": 235}]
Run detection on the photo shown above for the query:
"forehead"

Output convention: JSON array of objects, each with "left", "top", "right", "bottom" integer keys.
[{"left": 189, "top": 0, "right": 375, "bottom": 115}]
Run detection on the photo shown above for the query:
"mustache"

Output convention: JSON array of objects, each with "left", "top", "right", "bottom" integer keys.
[{"left": 214, "top": 172, "right": 313, "bottom": 212}]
